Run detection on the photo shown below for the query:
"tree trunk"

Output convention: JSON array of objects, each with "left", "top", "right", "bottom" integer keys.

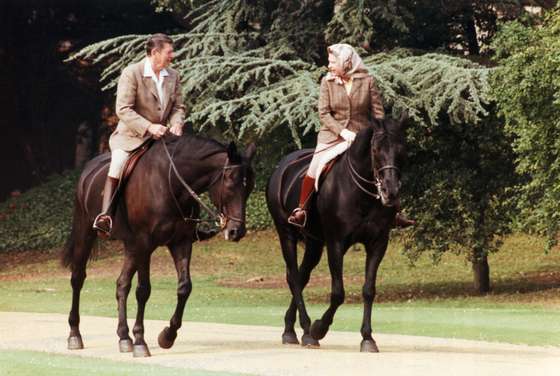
[
  {"left": 463, "top": 6, "right": 480, "bottom": 55},
  {"left": 472, "top": 249, "right": 490, "bottom": 294}
]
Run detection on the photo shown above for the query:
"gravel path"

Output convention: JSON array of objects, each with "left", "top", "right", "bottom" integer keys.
[{"left": 0, "top": 312, "right": 558, "bottom": 376}]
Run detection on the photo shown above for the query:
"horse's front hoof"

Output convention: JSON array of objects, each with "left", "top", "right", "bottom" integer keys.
[
  {"left": 310, "top": 320, "right": 328, "bottom": 340},
  {"left": 158, "top": 327, "right": 177, "bottom": 349},
  {"left": 301, "top": 334, "right": 320, "bottom": 348},
  {"left": 67, "top": 335, "right": 84, "bottom": 350},
  {"left": 119, "top": 338, "right": 133, "bottom": 353},
  {"left": 360, "top": 339, "right": 379, "bottom": 353},
  {"left": 133, "top": 344, "right": 151, "bottom": 357},
  {"left": 282, "top": 331, "right": 299, "bottom": 345}
]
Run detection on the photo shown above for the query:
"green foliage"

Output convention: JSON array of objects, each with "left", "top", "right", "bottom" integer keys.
[
  {"left": 245, "top": 191, "right": 273, "bottom": 230},
  {"left": 0, "top": 171, "right": 79, "bottom": 252},
  {"left": 490, "top": 8, "right": 560, "bottom": 245}
]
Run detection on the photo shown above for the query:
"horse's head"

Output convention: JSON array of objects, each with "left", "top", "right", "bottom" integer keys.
[
  {"left": 208, "top": 142, "right": 256, "bottom": 241},
  {"left": 370, "top": 116, "right": 406, "bottom": 207}
]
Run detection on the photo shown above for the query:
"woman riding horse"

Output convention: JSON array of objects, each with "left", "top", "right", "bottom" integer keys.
[{"left": 287, "top": 43, "right": 414, "bottom": 228}]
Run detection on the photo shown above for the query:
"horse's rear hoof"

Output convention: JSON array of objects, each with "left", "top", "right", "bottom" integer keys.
[
  {"left": 158, "top": 327, "right": 177, "bottom": 349},
  {"left": 301, "top": 334, "right": 320, "bottom": 348},
  {"left": 119, "top": 338, "right": 133, "bottom": 353},
  {"left": 282, "top": 331, "right": 299, "bottom": 345},
  {"left": 360, "top": 339, "right": 379, "bottom": 353},
  {"left": 133, "top": 344, "right": 151, "bottom": 357},
  {"left": 310, "top": 320, "right": 328, "bottom": 340},
  {"left": 67, "top": 335, "right": 84, "bottom": 350}
]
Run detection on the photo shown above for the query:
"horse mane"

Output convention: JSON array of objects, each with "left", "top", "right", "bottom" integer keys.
[{"left": 165, "top": 134, "right": 227, "bottom": 161}]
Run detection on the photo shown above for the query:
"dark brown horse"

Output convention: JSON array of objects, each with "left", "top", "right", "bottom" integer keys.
[
  {"left": 61, "top": 134, "right": 256, "bottom": 357},
  {"left": 266, "top": 118, "right": 406, "bottom": 352}
]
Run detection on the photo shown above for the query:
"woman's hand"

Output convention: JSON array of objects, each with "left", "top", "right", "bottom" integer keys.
[
  {"left": 169, "top": 124, "right": 183, "bottom": 136},
  {"left": 340, "top": 129, "right": 356, "bottom": 143}
]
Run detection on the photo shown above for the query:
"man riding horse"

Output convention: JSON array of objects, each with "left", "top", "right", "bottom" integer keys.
[
  {"left": 287, "top": 43, "right": 414, "bottom": 228},
  {"left": 93, "top": 33, "right": 185, "bottom": 236}
]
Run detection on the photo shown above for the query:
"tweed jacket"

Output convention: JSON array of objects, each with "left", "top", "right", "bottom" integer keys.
[
  {"left": 109, "top": 60, "right": 185, "bottom": 151},
  {"left": 317, "top": 72, "right": 385, "bottom": 144}
]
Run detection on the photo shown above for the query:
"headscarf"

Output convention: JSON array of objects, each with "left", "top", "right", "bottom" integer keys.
[{"left": 325, "top": 43, "right": 368, "bottom": 85}]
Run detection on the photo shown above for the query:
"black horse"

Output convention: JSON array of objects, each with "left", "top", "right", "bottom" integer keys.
[
  {"left": 266, "top": 118, "right": 406, "bottom": 352},
  {"left": 61, "top": 134, "right": 256, "bottom": 357}
]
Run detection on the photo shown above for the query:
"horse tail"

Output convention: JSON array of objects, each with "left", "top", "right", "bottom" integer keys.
[
  {"left": 61, "top": 195, "right": 96, "bottom": 271},
  {"left": 61, "top": 217, "right": 77, "bottom": 270}
]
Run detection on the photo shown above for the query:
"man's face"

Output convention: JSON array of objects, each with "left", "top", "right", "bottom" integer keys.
[{"left": 152, "top": 43, "right": 174, "bottom": 71}]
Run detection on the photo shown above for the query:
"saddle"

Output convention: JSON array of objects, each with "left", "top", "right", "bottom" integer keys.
[{"left": 120, "top": 139, "right": 154, "bottom": 184}]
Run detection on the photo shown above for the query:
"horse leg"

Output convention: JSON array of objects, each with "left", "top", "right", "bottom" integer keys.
[
  {"left": 131, "top": 252, "right": 152, "bottom": 357},
  {"left": 115, "top": 252, "right": 136, "bottom": 353},
  {"left": 310, "top": 240, "right": 346, "bottom": 341},
  {"left": 66, "top": 216, "right": 96, "bottom": 350},
  {"left": 283, "top": 238, "right": 323, "bottom": 346},
  {"left": 360, "top": 234, "right": 389, "bottom": 353},
  {"left": 158, "top": 241, "right": 193, "bottom": 350},
  {"left": 278, "top": 230, "right": 313, "bottom": 347}
]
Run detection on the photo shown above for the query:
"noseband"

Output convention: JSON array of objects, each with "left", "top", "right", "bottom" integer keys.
[
  {"left": 207, "top": 159, "right": 245, "bottom": 228},
  {"left": 162, "top": 140, "right": 245, "bottom": 230}
]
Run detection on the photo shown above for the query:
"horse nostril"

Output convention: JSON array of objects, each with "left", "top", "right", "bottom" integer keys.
[{"left": 228, "top": 229, "right": 238, "bottom": 238}]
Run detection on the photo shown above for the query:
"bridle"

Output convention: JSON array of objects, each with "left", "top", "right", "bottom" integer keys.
[
  {"left": 346, "top": 131, "right": 400, "bottom": 200},
  {"left": 162, "top": 139, "right": 245, "bottom": 230}
]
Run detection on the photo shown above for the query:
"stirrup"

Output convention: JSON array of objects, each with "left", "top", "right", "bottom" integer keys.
[
  {"left": 93, "top": 213, "right": 112, "bottom": 236},
  {"left": 288, "top": 208, "right": 307, "bottom": 228}
]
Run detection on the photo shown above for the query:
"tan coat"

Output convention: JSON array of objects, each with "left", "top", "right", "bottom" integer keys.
[
  {"left": 317, "top": 72, "right": 384, "bottom": 144},
  {"left": 109, "top": 60, "right": 185, "bottom": 151}
]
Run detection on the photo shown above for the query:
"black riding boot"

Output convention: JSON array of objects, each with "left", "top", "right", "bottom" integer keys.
[
  {"left": 392, "top": 199, "right": 416, "bottom": 228},
  {"left": 92, "top": 176, "right": 119, "bottom": 236}
]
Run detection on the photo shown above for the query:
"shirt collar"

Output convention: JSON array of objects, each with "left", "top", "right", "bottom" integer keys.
[{"left": 143, "top": 58, "right": 169, "bottom": 78}]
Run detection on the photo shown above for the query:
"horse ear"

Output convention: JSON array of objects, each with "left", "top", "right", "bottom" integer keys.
[
  {"left": 245, "top": 143, "right": 257, "bottom": 163},
  {"left": 372, "top": 117, "right": 384, "bottom": 130},
  {"left": 398, "top": 111, "right": 409, "bottom": 129},
  {"left": 227, "top": 141, "right": 240, "bottom": 162}
]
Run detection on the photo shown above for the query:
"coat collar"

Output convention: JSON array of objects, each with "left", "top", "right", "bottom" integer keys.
[{"left": 143, "top": 58, "right": 169, "bottom": 79}]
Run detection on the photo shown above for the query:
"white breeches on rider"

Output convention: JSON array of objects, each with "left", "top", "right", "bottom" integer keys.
[
  {"left": 307, "top": 140, "right": 350, "bottom": 190},
  {"left": 108, "top": 149, "right": 130, "bottom": 179}
]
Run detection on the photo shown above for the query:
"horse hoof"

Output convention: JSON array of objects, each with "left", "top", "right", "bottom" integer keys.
[
  {"left": 301, "top": 334, "right": 320, "bottom": 348},
  {"left": 67, "top": 335, "right": 84, "bottom": 350},
  {"left": 310, "top": 320, "right": 328, "bottom": 340},
  {"left": 360, "top": 339, "right": 379, "bottom": 353},
  {"left": 158, "top": 327, "right": 177, "bottom": 349},
  {"left": 133, "top": 344, "right": 151, "bottom": 357},
  {"left": 119, "top": 338, "right": 133, "bottom": 353},
  {"left": 281, "top": 331, "right": 299, "bottom": 345}
]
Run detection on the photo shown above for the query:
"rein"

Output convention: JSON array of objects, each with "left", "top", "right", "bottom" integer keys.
[
  {"left": 162, "top": 139, "right": 243, "bottom": 230},
  {"left": 345, "top": 131, "right": 400, "bottom": 200}
]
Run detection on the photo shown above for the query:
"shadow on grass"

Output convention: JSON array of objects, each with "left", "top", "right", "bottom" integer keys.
[{"left": 305, "top": 271, "right": 560, "bottom": 304}]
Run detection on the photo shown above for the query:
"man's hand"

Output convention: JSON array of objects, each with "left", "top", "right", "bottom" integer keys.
[
  {"left": 147, "top": 123, "right": 168, "bottom": 139},
  {"left": 169, "top": 124, "right": 183, "bottom": 136},
  {"left": 340, "top": 129, "right": 356, "bottom": 143}
]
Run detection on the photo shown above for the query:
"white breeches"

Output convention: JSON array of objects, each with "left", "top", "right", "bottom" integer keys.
[
  {"left": 108, "top": 149, "right": 130, "bottom": 179},
  {"left": 307, "top": 141, "right": 350, "bottom": 190}
]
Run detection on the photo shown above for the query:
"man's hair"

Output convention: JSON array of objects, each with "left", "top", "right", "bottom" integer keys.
[{"left": 146, "top": 33, "right": 173, "bottom": 55}]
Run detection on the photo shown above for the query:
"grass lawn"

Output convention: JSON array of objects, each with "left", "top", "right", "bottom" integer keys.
[
  {"left": 0, "top": 350, "right": 246, "bottom": 376},
  {"left": 0, "top": 231, "right": 559, "bottom": 346}
]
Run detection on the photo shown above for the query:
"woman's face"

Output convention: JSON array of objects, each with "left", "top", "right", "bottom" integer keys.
[{"left": 328, "top": 53, "right": 345, "bottom": 77}]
